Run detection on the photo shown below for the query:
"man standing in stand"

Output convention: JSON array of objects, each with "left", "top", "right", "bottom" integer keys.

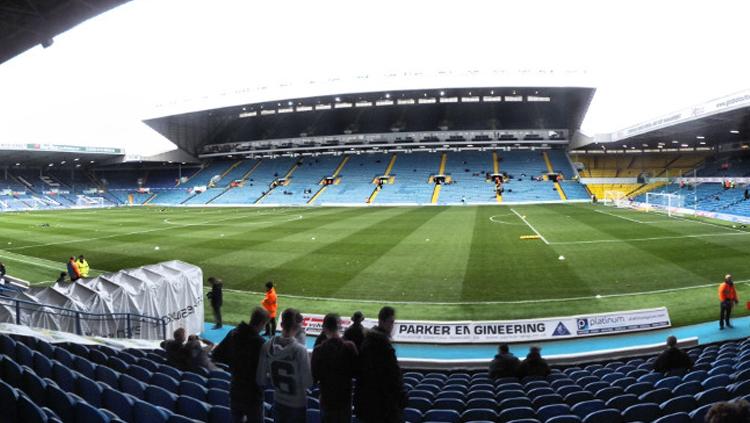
[{"left": 719, "top": 274, "right": 739, "bottom": 330}]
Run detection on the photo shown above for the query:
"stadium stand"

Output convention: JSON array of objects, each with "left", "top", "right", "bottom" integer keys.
[{"left": 2, "top": 329, "right": 750, "bottom": 423}]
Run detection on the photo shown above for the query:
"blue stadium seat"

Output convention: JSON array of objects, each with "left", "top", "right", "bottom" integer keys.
[
  {"left": 182, "top": 371, "right": 208, "bottom": 386},
  {"left": 21, "top": 366, "right": 48, "bottom": 404},
  {"left": 0, "top": 379, "right": 19, "bottom": 423},
  {"left": 730, "top": 379, "right": 750, "bottom": 396},
  {"left": 582, "top": 408, "right": 622, "bottom": 423},
  {"left": 52, "top": 361, "right": 77, "bottom": 392},
  {"left": 707, "top": 365, "right": 733, "bottom": 377},
  {"left": 209, "top": 405, "right": 231, "bottom": 423},
  {"left": 15, "top": 342, "right": 34, "bottom": 367},
  {"left": 611, "top": 377, "right": 637, "bottom": 389},
  {"left": 582, "top": 382, "right": 608, "bottom": 394},
  {"left": 496, "top": 389, "right": 526, "bottom": 403},
  {"left": 177, "top": 395, "right": 210, "bottom": 421},
  {"left": 605, "top": 393, "right": 638, "bottom": 411},
  {"left": 622, "top": 402, "right": 661, "bottom": 422},
  {"left": 88, "top": 349, "right": 108, "bottom": 366},
  {"left": 701, "top": 374, "right": 730, "bottom": 390},
  {"left": 32, "top": 351, "right": 53, "bottom": 379},
  {"left": 660, "top": 395, "right": 697, "bottom": 415},
  {"left": 639, "top": 388, "right": 672, "bottom": 404},
  {"left": 466, "top": 390, "right": 494, "bottom": 401},
  {"left": 682, "top": 370, "right": 707, "bottom": 383},
  {"left": 72, "top": 356, "right": 96, "bottom": 380},
  {"left": 555, "top": 385, "right": 581, "bottom": 397},
  {"left": 653, "top": 412, "right": 691, "bottom": 423},
  {"left": 499, "top": 397, "right": 532, "bottom": 410},
  {"left": 537, "top": 404, "right": 571, "bottom": 422},
  {"left": 95, "top": 365, "right": 120, "bottom": 389},
  {"left": 151, "top": 373, "right": 180, "bottom": 392},
  {"left": 545, "top": 415, "right": 582, "bottom": 423},
  {"left": 624, "top": 381, "right": 653, "bottom": 396},
  {"left": 145, "top": 385, "right": 177, "bottom": 412},
  {"left": 18, "top": 393, "right": 48, "bottom": 423},
  {"left": 531, "top": 393, "right": 564, "bottom": 408},
  {"left": 74, "top": 400, "right": 110, "bottom": 423},
  {"left": 570, "top": 399, "right": 606, "bottom": 419},
  {"left": 75, "top": 374, "right": 103, "bottom": 408},
  {"left": 106, "top": 356, "right": 128, "bottom": 373},
  {"left": 207, "top": 378, "right": 229, "bottom": 391},
  {"left": 497, "top": 406, "right": 535, "bottom": 422},
  {"left": 102, "top": 386, "right": 134, "bottom": 422},
  {"left": 695, "top": 386, "right": 729, "bottom": 406},
  {"left": 436, "top": 390, "right": 466, "bottom": 401},
  {"left": 54, "top": 348, "right": 74, "bottom": 368},
  {"left": 403, "top": 407, "right": 422, "bottom": 423},
  {"left": 206, "top": 388, "right": 229, "bottom": 408},
  {"left": 126, "top": 364, "right": 152, "bottom": 382},
  {"left": 2, "top": 355, "right": 23, "bottom": 387},
  {"left": 45, "top": 382, "right": 75, "bottom": 422},
  {"left": 158, "top": 364, "right": 182, "bottom": 381},
  {"left": 179, "top": 380, "right": 208, "bottom": 402},
  {"left": 134, "top": 399, "right": 170, "bottom": 423},
  {"left": 460, "top": 408, "right": 496, "bottom": 422},
  {"left": 655, "top": 376, "right": 682, "bottom": 390},
  {"left": 408, "top": 397, "right": 432, "bottom": 412},
  {"left": 563, "top": 391, "right": 594, "bottom": 406},
  {"left": 688, "top": 403, "right": 713, "bottom": 423},
  {"left": 637, "top": 373, "right": 662, "bottom": 384},
  {"left": 0, "top": 334, "right": 16, "bottom": 357},
  {"left": 423, "top": 409, "right": 460, "bottom": 423},
  {"left": 119, "top": 373, "right": 146, "bottom": 399},
  {"left": 672, "top": 381, "right": 701, "bottom": 396}
]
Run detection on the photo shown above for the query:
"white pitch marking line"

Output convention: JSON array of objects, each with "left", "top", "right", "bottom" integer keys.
[
  {"left": 593, "top": 208, "right": 647, "bottom": 224},
  {"left": 510, "top": 208, "right": 550, "bottom": 245},
  {"left": 218, "top": 279, "right": 750, "bottom": 306},
  {"left": 550, "top": 231, "right": 750, "bottom": 245}
]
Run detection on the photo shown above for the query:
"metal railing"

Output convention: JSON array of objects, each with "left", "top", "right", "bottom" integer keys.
[{"left": 0, "top": 287, "right": 167, "bottom": 340}]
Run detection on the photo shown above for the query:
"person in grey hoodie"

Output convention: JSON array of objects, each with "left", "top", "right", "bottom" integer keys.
[{"left": 257, "top": 308, "right": 312, "bottom": 423}]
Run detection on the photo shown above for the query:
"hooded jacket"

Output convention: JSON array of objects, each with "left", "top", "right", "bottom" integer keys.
[
  {"left": 212, "top": 322, "right": 265, "bottom": 405},
  {"left": 354, "top": 326, "right": 407, "bottom": 423},
  {"left": 256, "top": 335, "right": 312, "bottom": 408}
]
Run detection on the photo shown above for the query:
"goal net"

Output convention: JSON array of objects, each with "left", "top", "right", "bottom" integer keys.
[
  {"left": 645, "top": 192, "right": 685, "bottom": 217},
  {"left": 603, "top": 190, "right": 631, "bottom": 208},
  {"left": 76, "top": 195, "right": 106, "bottom": 208}
]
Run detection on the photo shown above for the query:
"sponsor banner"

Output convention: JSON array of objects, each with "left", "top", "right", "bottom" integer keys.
[
  {"left": 301, "top": 307, "right": 670, "bottom": 344},
  {"left": 677, "top": 177, "right": 750, "bottom": 184},
  {"left": 0, "top": 143, "right": 122, "bottom": 154},
  {"left": 631, "top": 201, "right": 750, "bottom": 225}
]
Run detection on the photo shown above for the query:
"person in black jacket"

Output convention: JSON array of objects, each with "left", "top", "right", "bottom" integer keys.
[
  {"left": 312, "top": 313, "right": 358, "bottom": 423},
  {"left": 489, "top": 344, "right": 520, "bottom": 379},
  {"left": 354, "top": 306, "right": 407, "bottom": 423},
  {"left": 212, "top": 307, "right": 269, "bottom": 423},
  {"left": 207, "top": 277, "right": 223, "bottom": 329},
  {"left": 653, "top": 336, "right": 693, "bottom": 375},
  {"left": 343, "top": 311, "right": 367, "bottom": 351},
  {"left": 518, "top": 346, "right": 551, "bottom": 378},
  {"left": 160, "top": 327, "right": 187, "bottom": 370}
]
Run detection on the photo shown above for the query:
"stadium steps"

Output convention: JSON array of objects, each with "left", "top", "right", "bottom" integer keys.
[
  {"left": 206, "top": 160, "right": 264, "bottom": 204},
  {"left": 180, "top": 193, "right": 198, "bottom": 204},
  {"left": 493, "top": 151, "right": 502, "bottom": 203},
  {"left": 431, "top": 153, "right": 447, "bottom": 204},
  {"left": 542, "top": 151, "right": 567, "bottom": 201},
  {"left": 308, "top": 155, "right": 350, "bottom": 205},
  {"left": 255, "top": 161, "right": 300, "bottom": 204},
  {"left": 178, "top": 165, "right": 205, "bottom": 187},
  {"left": 143, "top": 193, "right": 157, "bottom": 205},
  {"left": 239, "top": 159, "right": 263, "bottom": 182},
  {"left": 368, "top": 153, "right": 397, "bottom": 204}
]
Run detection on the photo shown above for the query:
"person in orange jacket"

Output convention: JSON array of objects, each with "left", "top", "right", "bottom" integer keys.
[
  {"left": 719, "top": 274, "right": 739, "bottom": 330},
  {"left": 66, "top": 257, "right": 81, "bottom": 282},
  {"left": 262, "top": 281, "right": 278, "bottom": 336}
]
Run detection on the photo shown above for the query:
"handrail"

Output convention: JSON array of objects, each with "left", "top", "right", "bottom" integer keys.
[{"left": 0, "top": 287, "right": 167, "bottom": 340}]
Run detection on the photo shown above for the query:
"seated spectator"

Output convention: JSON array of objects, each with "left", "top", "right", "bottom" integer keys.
[
  {"left": 706, "top": 399, "right": 750, "bottom": 423},
  {"left": 343, "top": 311, "right": 367, "bottom": 350},
  {"left": 160, "top": 328, "right": 187, "bottom": 369},
  {"left": 653, "top": 335, "right": 693, "bottom": 374},
  {"left": 184, "top": 334, "right": 217, "bottom": 372},
  {"left": 518, "top": 346, "right": 550, "bottom": 378},
  {"left": 312, "top": 313, "right": 358, "bottom": 423},
  {"left": 489, "top": 344, "right": 520, "bottom": 379},
  {"left": 0, "top": 261, "right": 5, "bottom": 283},
  {"left": 55, "top": 272, "right": 67, "bottom": 284}
]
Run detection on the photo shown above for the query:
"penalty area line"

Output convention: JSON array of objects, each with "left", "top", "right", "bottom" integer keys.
[{"left": 510, "top": 209, "right": 550, "bottom": 245}]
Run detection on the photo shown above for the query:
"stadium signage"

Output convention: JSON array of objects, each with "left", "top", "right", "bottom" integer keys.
[{"left": 301, "top": 307, "right": 670, "bottom": 344}]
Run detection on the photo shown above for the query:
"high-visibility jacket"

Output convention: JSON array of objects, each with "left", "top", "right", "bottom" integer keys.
[
  {"left": 719, "top": 282, "right": 738, "bottom": 302},
  {"left": 77, "top": 259, "right": 90, "bottom": 278},
  {"left": 262, "top": 288, "right": 277, "bottom": 318}
]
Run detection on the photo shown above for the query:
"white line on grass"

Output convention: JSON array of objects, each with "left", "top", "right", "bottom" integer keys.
[
  {"left": 5, "top": 207, "right": 312, "bottom": 252},
  {"left": 510, "top": 209, "right": 550, "bottom": 245},
  {"left": 219, "top": 279, "right": 750, "bottom": 306},
  {"left": 549, "top": 231, "right": 750, "bottom": 245},
  {"left": 593, "top": 208, "right": 648, "bottom": 224}
]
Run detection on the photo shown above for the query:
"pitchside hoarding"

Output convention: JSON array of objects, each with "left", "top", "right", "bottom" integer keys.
[{"left": 302, "top": 307, "right": 670, "bottom": 344}]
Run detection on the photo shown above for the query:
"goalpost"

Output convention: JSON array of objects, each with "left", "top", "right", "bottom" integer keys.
[
  {"left": 76, "top": 195, "right": 106, "bottom": 208},
  {"left": 645, "top": 192, "right": 685, "bottom": 217},
  {"left": 603, "top": 190, "right": 631, "bottom": 208}
]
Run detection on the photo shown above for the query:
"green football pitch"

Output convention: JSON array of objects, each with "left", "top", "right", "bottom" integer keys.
[{"left": 1, "top": 204, "right": 749, "bottom": 327}]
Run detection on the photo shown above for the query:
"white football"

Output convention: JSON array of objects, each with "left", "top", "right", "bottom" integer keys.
[
  {"left": 154, "top": 246, "right": 160, "bottom": 250},
  {"left": 558, "top": 255, "right": 565, "bottom": 260}
]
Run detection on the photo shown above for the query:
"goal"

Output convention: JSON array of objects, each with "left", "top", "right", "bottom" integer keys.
[
  {"left": 76, "top": 195, "right": 106, "bottom": 208},
  {"left": 645, "top": 192, "right": 685, "bottom": 217},
  {"left": 603, "top": 190, "right": 631, "bottom": 208}
]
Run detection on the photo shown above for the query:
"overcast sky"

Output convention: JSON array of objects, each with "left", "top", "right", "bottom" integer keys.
[{"left": 0, "top": 0, "right": 748, "bottom": 155}]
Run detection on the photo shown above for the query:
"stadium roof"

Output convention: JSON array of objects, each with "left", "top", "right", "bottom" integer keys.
[
  {"left": 145, "top": 86, "right": 595, "bottom": 157},
  {"left": 0, "top": 0, "right": 130, "bottom": 65},
  {"left": 0, "top": 143, "right": 124, "bottom": 168},
  {"left": 573, "top": 89, "right": 750, "bottom": 152}
]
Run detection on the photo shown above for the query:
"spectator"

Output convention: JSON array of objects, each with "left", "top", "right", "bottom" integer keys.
[
  {"left": 354, "top": 306, "right": 407, "bottom": 423},
  {"left": 207, "top": 277, "right": 223, "bottom": 329},
  {"left": 160, "top": 328, "right": 187, "bottom": 370},
  {"left": 55, "top": 272, "right": 67, "bottom": 284},
  {"left": 706, "top": 399, "right": 750, "bottom": 423},
  {"left": 76, "top": 255, "right": 90, "bottom": 278},
  {"left": 489, "top": 344, "right": 520, "bottom": 379},
  {"left": 311, "top": 313, "right": 358, "bottom": 423},
  {"left": 66, "top": 257, "right": 81, "bottom": 282},
  {"left": 653, "top": 336, "right": 693, "bottom": 374},
  {"left": 518, "top": 346, "right": 551, "bottom": 378},
  {"left": 343, "top": 311, "right": 367, "bottom": 350},
  {"left": 257, "top": 308, "right": 312, "bottom": 423},
  {"left": 719, "top": 274, "right": 738, "bottom": 330},
  {"left": 0, "top": 261, "right": 5, "bottom": 283},
  {"left": 262, "top": 281, "right": 278, "bottom": 336},
  {"left": 314, "top": 330, "right": 328, "bottom": 348},
  {"left": 184, "top": 334, "right": 217, "bottom": 372},
  {"left": 212, "top": 307, "right": 269, "bottom": 423}
]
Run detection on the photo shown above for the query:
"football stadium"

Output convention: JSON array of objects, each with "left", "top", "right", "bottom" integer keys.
[{"left": 2, "top": 1, "right": 750, "bottom": 422}]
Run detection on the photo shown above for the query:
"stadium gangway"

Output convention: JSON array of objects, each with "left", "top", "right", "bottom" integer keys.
[{"left": 0, "top": 286, "right": 167, "bottom": 340}]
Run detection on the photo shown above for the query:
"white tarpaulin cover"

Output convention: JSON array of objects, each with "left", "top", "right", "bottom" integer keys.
[{"left": 0, "top": 260, "right": 204, "bottom": 340}]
